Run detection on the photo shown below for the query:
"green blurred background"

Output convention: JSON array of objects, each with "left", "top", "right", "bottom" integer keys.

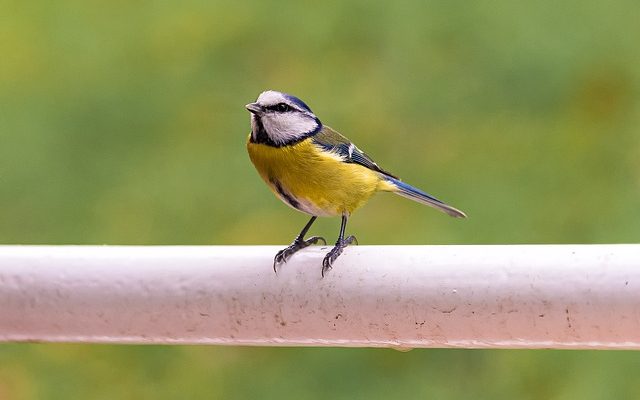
[{"left": 1, "top": 0, "right": 639, "bottom": 398}]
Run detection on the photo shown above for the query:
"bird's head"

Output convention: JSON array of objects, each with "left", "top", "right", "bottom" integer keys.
[{"left": 246, "top": 90, "right": 322, "bottom": 146}]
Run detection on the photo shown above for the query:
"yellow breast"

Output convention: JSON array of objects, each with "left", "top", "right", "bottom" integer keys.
[{"left": 247, "top": 136, "right": 384, "bottom": 216}]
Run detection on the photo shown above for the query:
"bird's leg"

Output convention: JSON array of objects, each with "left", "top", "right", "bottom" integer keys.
[
  {"left": 274, "top": 216, "right": 326, "bottom": 272},
  {"left": 322, "top": 214, "right": 358, "bottom": 277}
]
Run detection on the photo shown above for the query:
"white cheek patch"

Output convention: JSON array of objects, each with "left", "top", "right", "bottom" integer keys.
[{"left": 262, "top": 113, "right": 318, "bottom": 145}]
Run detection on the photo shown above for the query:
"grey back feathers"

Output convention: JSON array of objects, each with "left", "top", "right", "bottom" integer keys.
[{"left": 247, "top": 90, "right": 322, "bottom": 147}]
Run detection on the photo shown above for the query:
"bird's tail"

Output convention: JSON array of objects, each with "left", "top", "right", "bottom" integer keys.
[{"left": 382, "top": 176, "right": 467, "bottom": 218}]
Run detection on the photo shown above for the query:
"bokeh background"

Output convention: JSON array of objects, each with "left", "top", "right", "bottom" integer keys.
[{"left": 2, "top": 0, "right": 640, "bottom": 398}]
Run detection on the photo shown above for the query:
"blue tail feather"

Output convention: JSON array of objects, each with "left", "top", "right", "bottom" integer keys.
[{"left": 385, "top": 176, "right": 466, "bottom": 218}]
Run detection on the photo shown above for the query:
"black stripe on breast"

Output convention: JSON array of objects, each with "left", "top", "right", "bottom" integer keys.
[{"left": 271, "top": 179, "right": 301, "bottom": 210}]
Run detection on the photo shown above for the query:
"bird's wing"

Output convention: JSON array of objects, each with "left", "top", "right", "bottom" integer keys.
[{"left": 312, "top": 126, "right": 399, "bottom": 179}]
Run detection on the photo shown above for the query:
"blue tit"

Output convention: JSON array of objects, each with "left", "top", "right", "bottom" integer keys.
[{"left": 246, "top": 90, "right": 466, "bottom": 276}]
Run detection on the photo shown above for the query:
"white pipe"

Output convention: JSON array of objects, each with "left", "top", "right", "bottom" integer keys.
[{"left": 1, "top": 245, "right": 639, "bottom": 349}]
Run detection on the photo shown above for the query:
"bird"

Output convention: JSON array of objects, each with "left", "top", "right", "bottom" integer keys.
[{"left": 245, "top": 90, "right": 466, "bottom": 276}]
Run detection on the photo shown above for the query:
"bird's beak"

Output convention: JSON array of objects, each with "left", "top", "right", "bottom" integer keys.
[{"left": 245, "top": 102, "right": 262, "bottom": 115}]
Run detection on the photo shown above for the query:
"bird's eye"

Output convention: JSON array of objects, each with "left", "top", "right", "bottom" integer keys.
[{"left": 275, "top": 103, "right": 290, "bottom": 112}]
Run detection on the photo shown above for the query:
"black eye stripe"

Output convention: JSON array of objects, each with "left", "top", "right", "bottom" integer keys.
[{"left": 266, "top": 103, "right": 293, "bottom": 112}]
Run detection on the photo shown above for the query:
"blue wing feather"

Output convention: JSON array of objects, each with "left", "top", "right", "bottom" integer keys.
[
  {"left": 311, "top": 126, "right": 466, "bottom": 218},
  {"left": 312, "top": 126, "right": 398, "bottom": 179}
]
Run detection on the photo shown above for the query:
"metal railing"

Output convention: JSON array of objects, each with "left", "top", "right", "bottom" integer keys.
[{"left": 1, "top": 245, "right": 639, "bottom": 349}]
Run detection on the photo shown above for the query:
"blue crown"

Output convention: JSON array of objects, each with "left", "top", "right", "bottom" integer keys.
[{"left": 284, "top": 93, "right": 312, "bottom": 113}]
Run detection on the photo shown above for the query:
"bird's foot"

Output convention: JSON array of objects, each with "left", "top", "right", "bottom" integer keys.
[
  {"left": 273, "top": 236, "right": 326, "bottom": 273},
  {"left": 321, "top": 235, "right": 358, "bottom": 277}
]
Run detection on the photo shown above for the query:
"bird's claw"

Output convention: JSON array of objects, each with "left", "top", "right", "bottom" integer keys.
[
  {"left": 312, "top": 236, "right": 328, "bottom": 246},
  {"left": 273, "top": 236, "right": 326, "bottom": 273},
  {"left": 321, "top": 235, "right": 357, "bottom": 277}
]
